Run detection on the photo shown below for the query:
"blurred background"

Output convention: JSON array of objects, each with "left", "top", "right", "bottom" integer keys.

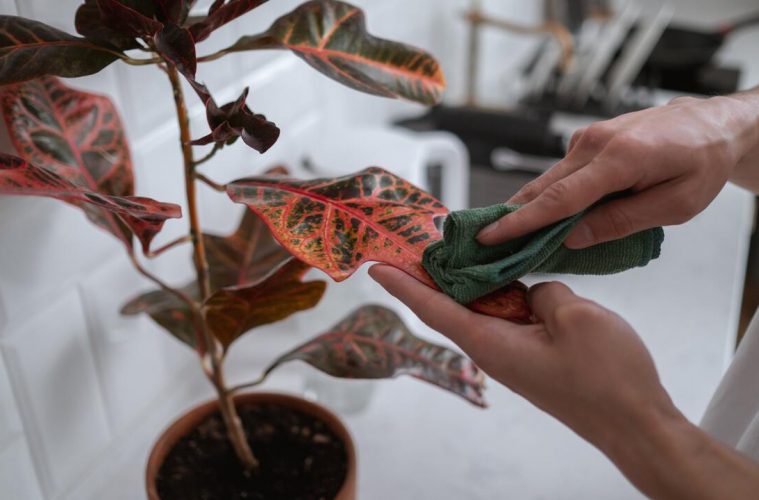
[{"left": 0, "top": 0, "right": 757, "bottom": 499}]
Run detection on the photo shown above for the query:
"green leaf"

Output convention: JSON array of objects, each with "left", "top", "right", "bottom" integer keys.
[
  {"left": 223, "top": 0, "right": 446, "bottom": 105},
  {"left": 0, "top": 16, "right": 120, "bottom": 85},
  {"left": 266, "top": 304, "right": 487, "bottom": 407}
]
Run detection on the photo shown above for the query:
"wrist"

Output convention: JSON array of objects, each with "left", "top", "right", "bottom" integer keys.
[
  {"left": 719, "top": 92, "right": 759, "bottom": 190},
  {"left": 597, "top": 401, "right": 707, "bottom": 499}
]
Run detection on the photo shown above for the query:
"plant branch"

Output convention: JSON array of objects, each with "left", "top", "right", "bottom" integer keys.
[
  {"left": 127, "top": 251, "right": 210, "bottom": 363},
  {"left": 227, "top": 371, "right": 271, "bottom": 395},
  {"left": 195, "top": 172, "right": 227, "bottom": 192},
  {"left": 145, "top": 235, "right": 193, "bottom": 258},
  {"left": 193, "top": 143, "right": 221, "bottom": 167},
  {"left": 166, "top": 64, "right": 259, "bottom": 471},
  {"left": 118, "top": 54, "right": 162, "bottom": 65}
]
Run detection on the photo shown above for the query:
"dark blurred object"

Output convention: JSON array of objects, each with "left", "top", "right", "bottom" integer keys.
[
  {"left": 397, "top": 105, "right": 565, "bottom": 166},
  {"left": 646, "top": 11, "right": 759, "bottom": 71}
]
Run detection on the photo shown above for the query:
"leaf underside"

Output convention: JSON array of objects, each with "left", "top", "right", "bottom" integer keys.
[
  {"left": 228, "top": 0, "right": 446, "bottom": 105},
  {"left": 267, "top": 304, "right": 487, "bottom": 407},
  {"left": 0, "top": 77, "right": 180, "bottom": 251}
]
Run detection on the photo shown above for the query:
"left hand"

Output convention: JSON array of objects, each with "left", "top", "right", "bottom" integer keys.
[{"left": 368, "top": 264, "right": 680, "bottom": 451}]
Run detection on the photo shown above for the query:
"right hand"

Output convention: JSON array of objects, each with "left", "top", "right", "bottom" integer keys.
[{"left": 477, "top": 94, "right": 759, "bottom": 249}]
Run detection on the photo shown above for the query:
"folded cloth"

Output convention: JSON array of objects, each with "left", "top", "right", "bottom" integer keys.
[{"left": 423, "top": 204, "right": 664, "bottom": 304}]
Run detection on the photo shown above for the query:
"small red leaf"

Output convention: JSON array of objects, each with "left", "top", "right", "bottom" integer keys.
[
  {"left": 266, "top": 304, "right": 487, "bottom": 407},
  {"left": 189, "top": 0, "right": 269, "bottom": 42},
  {"left": 154, "top": 23, "right": 197, "bottom": 77},
  {"left": 191, "top": 87, "right": 280, "bottom": 153}
]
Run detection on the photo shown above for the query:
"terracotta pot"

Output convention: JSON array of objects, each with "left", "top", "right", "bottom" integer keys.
[{"left": 146, "top": 392, "right": 357, "bottom": 500}]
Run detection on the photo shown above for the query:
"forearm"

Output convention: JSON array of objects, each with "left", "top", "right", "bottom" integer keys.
[
  {"left": 599, "top": 407, "right": 759, "bottom": 499},
  {"left": 726, "top": 87, "right": 759, "bottom": 194}
]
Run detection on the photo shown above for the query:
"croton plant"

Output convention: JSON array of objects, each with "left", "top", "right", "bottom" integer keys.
[{"left": 0, "top": 0, "right": 530, "bottom": 471}]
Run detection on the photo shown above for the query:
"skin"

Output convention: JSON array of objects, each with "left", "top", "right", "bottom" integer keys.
[{"left": 370, "top": 90, "right": 759, "bottom": 499}]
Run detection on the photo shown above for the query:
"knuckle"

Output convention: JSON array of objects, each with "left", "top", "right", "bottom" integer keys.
[
  {"left": 552, "top": 300, "right": 608, "bottom": 330},
  {"left": 602, "top": 205, "right": 636, "bottom": 238},
  {"left": 669, "top": 96, "right": 699, "bottom": 106},
  {"left": 578, "top": 123, "right": 610, "bottom": 150},
  {"left": 541, "top": 180, "right": 572, "bottom": 207},
  {"left": 607, "top": 131, "right": 645, "bottom": 154}
]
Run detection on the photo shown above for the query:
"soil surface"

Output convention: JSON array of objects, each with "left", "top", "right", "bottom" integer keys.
[{"left": 156, "top": 402, "right": 348, "bottom": 500}]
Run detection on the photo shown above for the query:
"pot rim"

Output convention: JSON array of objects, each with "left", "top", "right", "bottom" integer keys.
[{"left": 145, "top": 391, "right": 357, "bottom": 500}]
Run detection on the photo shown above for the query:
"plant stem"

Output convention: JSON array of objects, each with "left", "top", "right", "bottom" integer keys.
[
  {"left": 195, "top": 172, "right": 227, "bottom": 192},
  {"left": 193, "top": 143, "right": 221, "bottom": 167},
  {"left": 144, "top": 235, "right": 193, "bottom": 258},
  {"left": 166, "top": 65, "right": 260, "bottom": 471}
]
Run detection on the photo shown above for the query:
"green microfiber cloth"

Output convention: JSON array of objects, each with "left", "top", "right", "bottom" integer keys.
[{"left": 423, "top": 204, "right": 664, "bottom": 304}]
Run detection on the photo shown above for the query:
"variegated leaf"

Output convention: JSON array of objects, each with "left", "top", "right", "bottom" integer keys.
[
  {"left": 0, "top": 77, "right": 177, "bottom": 251},
  {"left": 0, "top": 16, "right": 119, "bottom": 85},
  {"left": 0, "top": 153, "right": 181, "bottom": 247},
  {"left": 226, "top": 168, "right": 532, "bottom": 323},
  {"left": 205, "top": 258, "right": 326, "bottom": 350},
  {"left": 225, "top": 0, "right": 445, "bottom": 105},
  {"left": 266, "top": 304, "right": 487, "bottom": 406},
  {"left": 227, "top": 167, "right": 446, "bottom": 284}
]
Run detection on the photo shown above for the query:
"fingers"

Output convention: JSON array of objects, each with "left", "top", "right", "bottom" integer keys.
[
  {"left": 368, "top": 265, "right": 479, "bottom": 344},
  {"left": 368, "top": 264, "right": 533, "bottom": 356},
  {"left": 528, "top": 282, "right": 583, "bottom": 330},
  {"left": 563, "top": 180, "right": 681, "bottom": 248},
  {"left": 478, "top": 157, "right": 635, "bottom": 245}
]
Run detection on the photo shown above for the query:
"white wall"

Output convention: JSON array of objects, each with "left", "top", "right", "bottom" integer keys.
[{"left": 0, "top": 1, "right": 480, "bottom": 498}]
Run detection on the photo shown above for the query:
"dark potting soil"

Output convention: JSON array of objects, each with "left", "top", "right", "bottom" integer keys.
[{"left": 156, "top": 403, "right": 348, "bottom": 500}]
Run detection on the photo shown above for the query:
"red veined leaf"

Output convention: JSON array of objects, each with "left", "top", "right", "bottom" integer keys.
[
  {"left": 225, "top": 0, "right": 445, "bottom": 105},
  {"left": 75, "top": 1, "right": 143, "bottom": 50},
  {"left": 190, "top": 87, "right": 279, "bottom": 153},
  {"left": 205, "top": 258, "right": 326, "bottom": 351},
  {"left": 226, "top": 168, "right": 532, "bottom": 323},
  {"left": 0, "top": 76, "right": 178, "bottom": 251},
  {"left": 96, "top": 0, "right": 164, "bottom": 39},
  {"left": 189, "top": 0, "right": 269, "bottom": 42},
  {"left": 154, "top": 23, "right": 197, "bottom": 77},
  {"left": 0, "top": 16, "right": 120, "bottom": 85},
  {"left": 0, "top": 153, "right": 181, "bottom": 249},
  {"left": 265, "top": 304, "right": 487, "bottom": 407},
  {"left": 226, "top": 167, "right": 445, "bottom": 283}
]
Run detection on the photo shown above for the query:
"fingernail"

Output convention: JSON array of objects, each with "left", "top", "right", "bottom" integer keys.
[
  {"left": 477, "top": 220, "right": 500, "bottom": 242},
  {"left": 565, "top": 223, "right": 594, "bottom": 249}
]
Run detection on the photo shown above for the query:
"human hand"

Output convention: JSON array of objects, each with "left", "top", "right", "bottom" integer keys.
[
  {"left": 477, "top": 95, "right": 759, "bottom": 248},
  {"left": 368, "top": 265, "right": 679, "bottom": 451},
  {"left": 369, "top": 265, "right": 759, "bottom": 499}
]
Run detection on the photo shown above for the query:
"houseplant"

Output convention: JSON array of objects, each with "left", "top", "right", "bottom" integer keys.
[{"left": 0, "top": 0, "right": 530, "bottom": 497}]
